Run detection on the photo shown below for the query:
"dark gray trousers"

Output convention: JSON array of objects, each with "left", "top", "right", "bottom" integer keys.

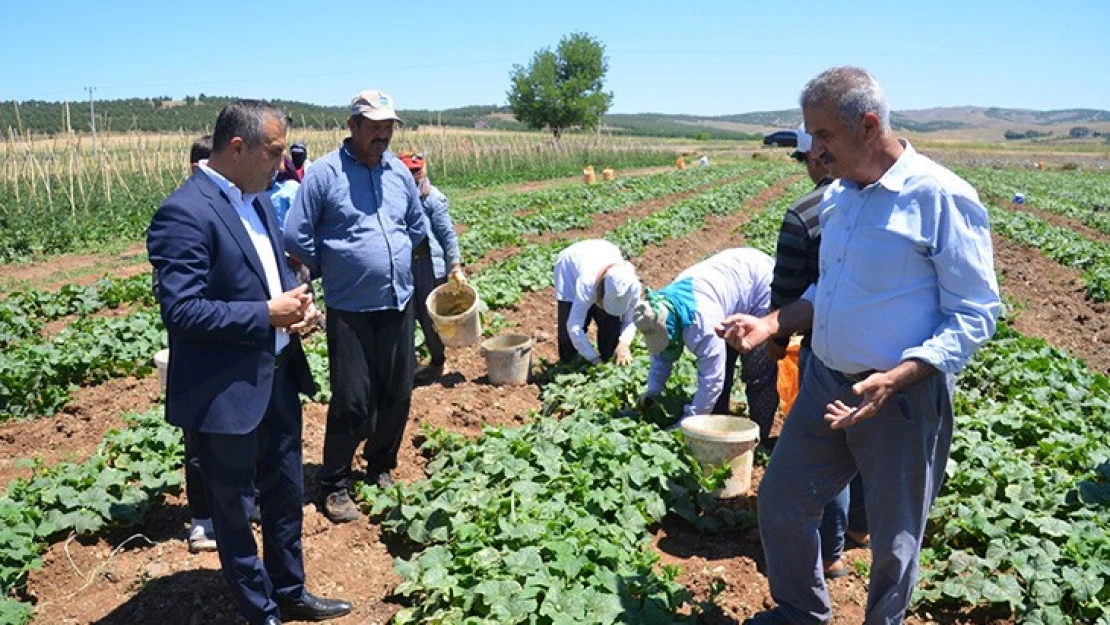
[{"left": 757, "top": 356, "right": 953, "bottom": 625}]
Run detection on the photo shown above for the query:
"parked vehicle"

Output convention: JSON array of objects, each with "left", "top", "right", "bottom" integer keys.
[{"left": 762, "top": 130, "right": 798, "bottom": 148}]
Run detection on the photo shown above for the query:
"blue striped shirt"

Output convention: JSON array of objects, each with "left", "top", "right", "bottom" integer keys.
[
  {"left": 803, "top": 141, "right": 1000, "bottom": 374},
  {"left": 284, "top": 142, "right": 427, "bottom": 312}
]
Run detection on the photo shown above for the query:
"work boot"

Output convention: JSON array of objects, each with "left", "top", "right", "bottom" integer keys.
[
  {"left": 414, "top": 362, "right": 444, "bottom": 386},
  {"left": 369, "top": 470, "right": 395, "bottom": 489},
  {"left": 321, "top": 491, "right": 360, "bottom": 524}
]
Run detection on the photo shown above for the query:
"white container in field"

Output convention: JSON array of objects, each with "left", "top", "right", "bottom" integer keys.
[
  {"left": 426, "top": 282, "right": 482, "bottom": 347},
  {"left": 154, "top": 349, "right": 170, "bottom": 392},
  {"left": 680, "top": 415, "right": 760, "bottom": 498},
  {"left": 480, "top": 334, "right": 533, "bottom": 386}
]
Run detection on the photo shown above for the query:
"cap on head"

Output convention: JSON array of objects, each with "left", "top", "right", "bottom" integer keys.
[
  {"left": 791, "top": 122, "right": 813, "bottom": 161},
  {"left": 290, "top": 142, "right": 307, "bottom": 156},
  {"left": 632, "top": 299, "right": 670, "bottom": 355},
  {"left": 601, "top": 263, "right": 640, "bottom": 317},
  {"left": 350, "top": 89, "right": 403, "bottom": 125},
  {"left": 398, "top": 150, "right": 425, "bottom": 173}
]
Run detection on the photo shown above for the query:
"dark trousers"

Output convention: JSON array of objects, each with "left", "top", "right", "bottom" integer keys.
[
  {"left": 183, "top": 434, "right": 210, "bottom": 519},
  {"left": 318, "top": 304, "right": 415, "bottom": 494},
  {"left": 714, "top": 343, "right": 779, "bottom": 443},
  {"left": 192, "top": 361, "right": 306, "bottom": 625},
  {"left": 556, "top": 301, "right": 621, "bottom": 364},
  {"left": 412, "top": 255, "right": 447, "bottom": 365}
]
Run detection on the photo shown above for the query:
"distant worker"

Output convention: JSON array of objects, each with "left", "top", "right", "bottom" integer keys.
[
  {"left": 633, "top": 248, "right": 778, "bottom": 438},
  {"left": 268, "top": 155, "right": 302, "bottom": 230},
  {"left": 290, "top": 142, "right": 311, "bottom": 178},
  {"left": 399, "top": 150, "right": 467, "bottom": 384},
  {"left": 699, "top": 155, "right": 709, "bottom": 167},
  {"left": 174, "top": 133, "right": 217, "bottom": 554},
  {"left": 189, "top": 134, "right": 212, "bottom": 175},
  {"left": 553, "top": 239, "right": 641, "bottom": 367}
]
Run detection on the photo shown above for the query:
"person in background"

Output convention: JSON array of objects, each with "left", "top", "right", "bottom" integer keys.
[
  {"left": 398, "top": 151, "right": 466, "bottom": 385},
  {"left": 633, "top": 248, "right": 778, "bottom": 438},
  {"left": 189, "top": 134, "right": 212, "bottom": 175},
  {"left": 284, "top": 89, "right": 427, "bottom": 524},
  {"left": 267, "top": 155, "right": 301, "bottom": 230},
  {"left": 173, "top": 133, "right": 217, "bottom": 553},
  {"left": 718, "top": 66, "right": 1001, "bottom": 625},
  {"left": 149, "top": 100, "right": 351, "bottom": 625},
  {"left": 772, "top": 123, "right": 867, "bottom": 580},
  {"left": 553, "top": 239, "right": 640, "bottom": 367},
  {"left": 290, "top": 142, "right": 311, "bottom": 179}
]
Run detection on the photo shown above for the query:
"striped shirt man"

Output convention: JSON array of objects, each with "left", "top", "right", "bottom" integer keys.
[{"left": 771, "top": 176, "right": 831, "bottom": 349}]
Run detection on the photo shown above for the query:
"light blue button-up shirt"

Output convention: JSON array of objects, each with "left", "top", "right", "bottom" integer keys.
[
  {"left": 421, "top": 182, "right": 462, "bottom": 279},
  {"left": 803, "top": 141, "right": 1000, "bottom": 375},
  {"left": 284, "top": 142, "right": 427, "bottom": 312}
]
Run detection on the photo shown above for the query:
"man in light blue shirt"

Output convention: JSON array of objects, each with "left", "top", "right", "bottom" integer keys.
[
  {"left": 284, "top": 89, "right": 427, "bottom": 524},
  {"left": 719, "top": 67, "right": 1000, "bottom": 625}
]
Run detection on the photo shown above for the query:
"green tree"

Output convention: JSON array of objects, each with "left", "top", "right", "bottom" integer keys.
[{"left": 507, "top": 32, "right": 613, "bottom": 142}]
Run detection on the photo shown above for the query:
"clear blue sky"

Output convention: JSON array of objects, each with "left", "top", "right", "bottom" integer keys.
[{"left": 3, "top": 0, "right": 1107, "bottom": 115}]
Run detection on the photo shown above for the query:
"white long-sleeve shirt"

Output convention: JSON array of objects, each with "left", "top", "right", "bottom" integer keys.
[
  {"left": 646, "top": 248, "right": 774, "bottom": 416},
  {"left": 553, "top": 240, "right": 637, "bottom": 362}
]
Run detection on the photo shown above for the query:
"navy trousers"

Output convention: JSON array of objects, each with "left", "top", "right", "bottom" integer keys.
[{"left": 193, "top": 360, "right": 306, "bottom": 625}]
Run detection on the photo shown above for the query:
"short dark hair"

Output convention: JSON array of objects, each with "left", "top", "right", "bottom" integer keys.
[
  {"left": 212, "top": 100, "right": 286, "bottom": 152},
  {"left": 189, "top": 134, "right": 212, "bottom": 165}
]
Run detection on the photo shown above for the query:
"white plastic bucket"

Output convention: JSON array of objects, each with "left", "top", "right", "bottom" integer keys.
[
  {"left": 680, "top": 415, "right": 760, "bottom": 498},
  {"left": 426, "top": 282, "right": 482, "bottom": 347},
  {"left": 154, "top": 349, "right": 170, "bottom": 392},
  {"left": 480, "top": 334, "right": 533, "bottom": 386}
]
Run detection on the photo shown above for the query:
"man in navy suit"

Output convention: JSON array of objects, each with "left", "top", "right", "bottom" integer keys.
[{"left": 148, "top": 100, "right": 351, "bottom": 625}]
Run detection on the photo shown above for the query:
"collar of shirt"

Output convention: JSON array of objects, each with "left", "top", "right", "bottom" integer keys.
[
  {"left": 197, "top": 160, "right": 259, "bottom": 208},
  {"left": 846, "top": 139, "right": 915, "bottom": 194},
  {"left": 339, "top": 140, "right": 398, "bottom": 173}
]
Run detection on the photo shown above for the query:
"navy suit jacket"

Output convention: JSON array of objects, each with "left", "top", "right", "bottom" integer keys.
[{"left": 148, "top": 171, "right": 316, "bottom": 435}]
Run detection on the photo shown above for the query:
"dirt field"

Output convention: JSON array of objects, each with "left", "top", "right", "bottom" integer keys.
[{"left": 4, "top": 160, "right": 1106, "bottom": 624}]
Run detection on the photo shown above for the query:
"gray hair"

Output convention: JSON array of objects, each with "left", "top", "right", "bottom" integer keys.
[
  {"left": 800, "top": 66, "right": 890, "bottom": 132},
  {"left": 212, "top": 100, "right": 286, "bottom": 152}
]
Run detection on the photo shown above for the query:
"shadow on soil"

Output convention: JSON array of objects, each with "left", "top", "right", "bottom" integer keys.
[{"left": 92, "top": 568, "right": 239, "bottom": 625}]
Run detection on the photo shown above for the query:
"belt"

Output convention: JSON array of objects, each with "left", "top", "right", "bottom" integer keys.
[{"left": 836, "top": 368, "right": 877, "bottom": 383}]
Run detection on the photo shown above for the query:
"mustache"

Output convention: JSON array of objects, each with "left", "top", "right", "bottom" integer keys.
[{"left": 820, "top": 151, "right": 836, "bottom": 166}]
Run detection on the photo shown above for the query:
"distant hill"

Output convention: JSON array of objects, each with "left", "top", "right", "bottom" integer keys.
[{"left": 1, "top": 97, "right": 1107, "bottom": 142}]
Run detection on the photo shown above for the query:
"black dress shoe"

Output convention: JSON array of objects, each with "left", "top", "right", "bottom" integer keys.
[{"left": 277, "top": 592, "right": 352, "bottom": 621}]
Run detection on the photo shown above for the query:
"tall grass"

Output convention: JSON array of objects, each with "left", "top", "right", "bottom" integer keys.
[{"left": 0, "top": 126, "right": 732, "bottom": 263}]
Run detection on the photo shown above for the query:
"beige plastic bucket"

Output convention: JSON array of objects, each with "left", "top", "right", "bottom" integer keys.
[
  {"left": 680, "top": 415, "right": 760, "bottom": 498},
  {"left": 480, "top": 334, "right": 533, "bottom": 386},
  {"left": 426, "top": 282, "right": 482, "bottom": 347},
  {"left": 154, "top": 348, "right": 170, "bottom": 392}
]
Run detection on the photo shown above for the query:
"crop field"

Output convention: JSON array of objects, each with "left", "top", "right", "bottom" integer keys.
[{"left": 0, "top": 137, "right": 1108, "bottom": 624}]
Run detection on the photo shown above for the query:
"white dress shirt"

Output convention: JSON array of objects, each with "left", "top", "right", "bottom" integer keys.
[{"left": 199, "top": 162, "right": 290, "bottom": 354}]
